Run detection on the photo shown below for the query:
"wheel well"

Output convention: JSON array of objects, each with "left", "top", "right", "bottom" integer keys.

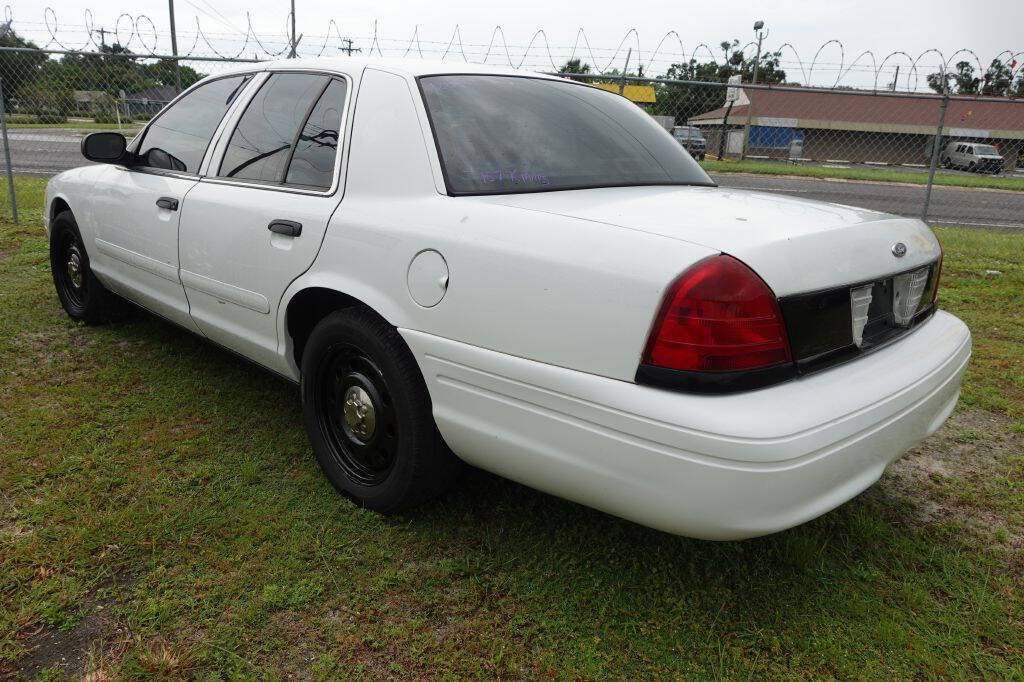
[
  {"left": 50, "top": 197, "right": 71, "bottom": 223},
  {"left": 286, "top": 288, "right": 376, "bottom": 366}
]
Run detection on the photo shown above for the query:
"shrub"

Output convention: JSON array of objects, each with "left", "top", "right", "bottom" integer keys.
[
  {"left": 14, "top": 84, "right": 74, "bottom": 116},
  {"left": 34, "top": 110, "right": 67, "bottom": 124},
  {"left": 93, "top": 112, "right": 121, "bottom": 124},
  {"left": 5, "top": 113, "right": 37, "bottom": 124}
]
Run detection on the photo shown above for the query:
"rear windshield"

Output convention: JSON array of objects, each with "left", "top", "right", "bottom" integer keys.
[{"left": 419, "top": 75, "right": 713, "bottom": 195}]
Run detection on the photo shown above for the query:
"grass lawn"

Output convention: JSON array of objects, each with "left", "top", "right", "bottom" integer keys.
[
  {"left": 1, "top": 177, "right": 1022, "bottom": 679},
  {"left": 702, "top": 158, "right": 1024, "bottom": 193}
]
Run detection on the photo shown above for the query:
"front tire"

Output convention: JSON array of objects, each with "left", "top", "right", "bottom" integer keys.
[
  {"left": 300, "top": 307, "right": 459, "bottom": 513},
  {"left": 49, "top": 210, "right": 117, "bottom": 324}
]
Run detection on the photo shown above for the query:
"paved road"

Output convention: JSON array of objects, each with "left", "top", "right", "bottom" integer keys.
[
  {"left": 7, "top": 128, "right": 1023, "bottom": 230},
  {"left": 711, "top": 173, "right": 1024, "bottom": 230}
]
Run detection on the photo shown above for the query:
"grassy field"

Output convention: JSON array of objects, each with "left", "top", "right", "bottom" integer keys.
[
  {"left": 702, "top": 158, "right": 1024, "bottom": 193},
  {"left": 1, "top": 178, "right": 1022, "bottom": 679}
]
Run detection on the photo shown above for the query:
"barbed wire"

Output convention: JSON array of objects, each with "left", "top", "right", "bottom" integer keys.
[{"left": 5, "top": 4, "right": 1022, "bottom": 91}]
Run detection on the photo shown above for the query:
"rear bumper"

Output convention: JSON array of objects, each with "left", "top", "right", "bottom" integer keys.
[{"left": 402, "top": 311, "right": 971, "bottom": 540}]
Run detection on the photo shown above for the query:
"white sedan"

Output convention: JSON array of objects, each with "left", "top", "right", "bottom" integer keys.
[{"left": 43, "top": 58, "right": 971, "bottom": 539}]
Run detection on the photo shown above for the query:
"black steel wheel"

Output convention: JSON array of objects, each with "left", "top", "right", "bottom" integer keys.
[
  {"left": 300, "top": 307, "right": 460, "bottom": 512},
  {"left": 49, "top": 210, "right": 116, "bottom": 323},
  {"left": 315, "top": 343, "right": 399, "bottom": 486}
]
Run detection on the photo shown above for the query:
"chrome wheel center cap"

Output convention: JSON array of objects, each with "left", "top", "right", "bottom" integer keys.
[
  {"left": 66, "top": 252, "right": 83, "bottom": 289},
  {"left": 342, "top": 385, "right": 376, "bottom": 442}
]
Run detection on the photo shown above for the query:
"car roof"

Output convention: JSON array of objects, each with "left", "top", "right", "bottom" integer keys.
[{"left": 214, "top": 56, "right": 561, "bottom": 80}]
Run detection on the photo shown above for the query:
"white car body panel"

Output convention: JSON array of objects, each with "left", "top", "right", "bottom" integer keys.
[
  {"left": 481, "top": 186, "right": 940, "bottom": 297},
  {"left": 403, "top": 311, "right": 969, "bottom": 539},
  {"left": 84, "top": 165, "right": 203, "bottom": 333},
  {"left": 43, "top": 57, "right": 971, "bottom": 539}
]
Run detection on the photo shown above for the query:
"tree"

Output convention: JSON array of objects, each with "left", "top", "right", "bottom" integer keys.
[
  {"left": 650, "top": 39, "right": 788, "bottom": 124},
  {"left": 145, "top": 59, "right": 204, "bottom": 89},
  {"left": 981, "top": 59, "right": 1012, "bottom": 96},
  {"left": 927, "top": 61, "right": 979, "bottom": 95},
  {"left": 0, "top": 22, "right": 47, "bottom": 95},
  {"left": 558, "top": 58, "right": 590, "bottom": 75}
]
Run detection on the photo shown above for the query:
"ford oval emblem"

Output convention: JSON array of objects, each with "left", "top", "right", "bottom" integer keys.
[{"left": 892, "top": 242, "right": 907, "bottom": 258}]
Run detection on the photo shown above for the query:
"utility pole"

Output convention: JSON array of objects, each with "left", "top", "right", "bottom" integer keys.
[
  {"left": 922, "top": 65, "right": 949, "bottom": 222},
  {"left": 618, "top": 48, "right": 632, "bottom": 96},
  {"left": 91, "top": 27, "right": 109, "bottom": 49},
  {"left": 289, "top": 0, "right": 297, "bottom": 58},
  {"left": 739, "top": 19, "right": 765, "bottom": 160},
  {"left": 339, "top": 38, "right": 361, "bottom": 56},
  {"left": 168, "top": 0, "right": 182, "bottom": 94}
]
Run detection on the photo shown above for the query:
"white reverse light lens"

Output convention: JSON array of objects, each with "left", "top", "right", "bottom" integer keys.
[
  {"left": 850, "top": 284, "right": 873, "bottom": 348},
  {"left": 892, "top": 267, "right": 929, "bottom": 326}
]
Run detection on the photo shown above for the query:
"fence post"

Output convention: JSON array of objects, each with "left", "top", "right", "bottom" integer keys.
[
  {"left": 618, "top": 48, "right": 632, "bottom": 96},
  {"left": 921, "top": 89, "right": 950, "bottom": 222},
  {"left": 0, "top": 77, "right": 17, "bottom": 225},
  {"left": 718, "top": 99, "right": 734, "bottom": 159}
]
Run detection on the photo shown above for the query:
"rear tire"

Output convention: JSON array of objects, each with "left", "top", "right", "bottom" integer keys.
[
  {"left": 968, "top": 162, "right": 977, "bottom": 173},
  {"left": 49, "top": 210, "right": 119, "bottom": 324},
  {"left": 300, "top": 307, "right": 459, "bottom": 513}
]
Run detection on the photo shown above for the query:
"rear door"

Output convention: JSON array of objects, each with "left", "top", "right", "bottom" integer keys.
[
  {"left": 177, "top": 71, "right": 350, "bottom": 370},
  {"left": 89, "top": 74, "right": 254, "bottom": 331}
]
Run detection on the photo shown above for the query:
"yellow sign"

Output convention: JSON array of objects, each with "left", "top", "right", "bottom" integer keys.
[{"left": 589, "top": 82, "right": 657, "bottom": 104}]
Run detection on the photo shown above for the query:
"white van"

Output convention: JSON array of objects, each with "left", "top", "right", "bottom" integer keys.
[{"left": 941, "top": 141, "right": 1004, "bottom": 174}]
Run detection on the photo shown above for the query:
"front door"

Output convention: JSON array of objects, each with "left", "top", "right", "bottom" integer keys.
[
  {"left": 90, "top": 166, "right": 198, "bottom": 330},
  {"left": 178, "top": 72, "right": 349, "bottom": 371},
  {"left": 89, "top": 73, "right": 256, "bottom": 331}
]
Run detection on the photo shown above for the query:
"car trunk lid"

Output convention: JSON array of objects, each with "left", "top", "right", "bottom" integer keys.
[{"left": 477, "top": 184, "right": 940, "bottom": 297}]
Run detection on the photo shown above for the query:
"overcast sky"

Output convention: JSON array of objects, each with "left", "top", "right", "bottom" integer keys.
[{"left": 11, "top": 0, "right": 1024, "bottom": 88}]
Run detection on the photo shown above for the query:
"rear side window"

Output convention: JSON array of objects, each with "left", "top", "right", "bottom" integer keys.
[
  {"left": 285, "top": 79, "right": 347, "bottom": 188},
  {"left": 218, "top": 73, "right": 332, "bottom": 183},
  {"left": 137, "top": 75, "right": 252, "bottom": 173}
]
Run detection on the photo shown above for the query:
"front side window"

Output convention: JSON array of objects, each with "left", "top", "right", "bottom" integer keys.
[
  {"left": 137, "top": 75, "right": 252, "bottom": 173},
  {"left": 219, "top": 73, "right": 338, "bottom": 185},
  {"left": 419, "top": 75, "right": 713, "bottom": 195}
]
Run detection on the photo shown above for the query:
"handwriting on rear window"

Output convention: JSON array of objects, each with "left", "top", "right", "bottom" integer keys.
[{"left": 480, "top": 169, "right": 551, "bottom": 186}]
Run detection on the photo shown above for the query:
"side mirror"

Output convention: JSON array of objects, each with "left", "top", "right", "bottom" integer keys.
[{"left": 81, "top": 132, "right": 130, "bottom": 164}]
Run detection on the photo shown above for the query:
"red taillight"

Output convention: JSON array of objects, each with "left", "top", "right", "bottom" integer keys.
[{"left": 643, "top": 255, "right": 792, "bottom": 373}]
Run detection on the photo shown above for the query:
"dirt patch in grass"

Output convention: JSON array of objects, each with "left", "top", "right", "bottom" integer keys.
[
  {"left": 881, "top": 409, "right": 1023, "bottom": 553},
  {"left": 10, "top": 598, "right": 113, "bottom": 680}
]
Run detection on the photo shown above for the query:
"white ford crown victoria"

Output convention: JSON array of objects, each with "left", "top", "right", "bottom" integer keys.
[{"left": 43, "top": 58, "right": 971, "bottom": 539}]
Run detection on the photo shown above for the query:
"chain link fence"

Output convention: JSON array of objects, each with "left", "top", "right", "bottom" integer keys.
[
  {"left": 0, "top": 47, "right": 1021, "bottom": 229},
  {"left": 564, "top": 73, "right": 1024, "bottom": 230}
]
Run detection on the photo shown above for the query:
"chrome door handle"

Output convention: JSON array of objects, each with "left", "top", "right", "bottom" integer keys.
[
  {"left": 268, "top": 219, "right": 302, "bottom": 237},
  {"left": 155, "top": 197, "right": 179, "bottom": 211}
]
